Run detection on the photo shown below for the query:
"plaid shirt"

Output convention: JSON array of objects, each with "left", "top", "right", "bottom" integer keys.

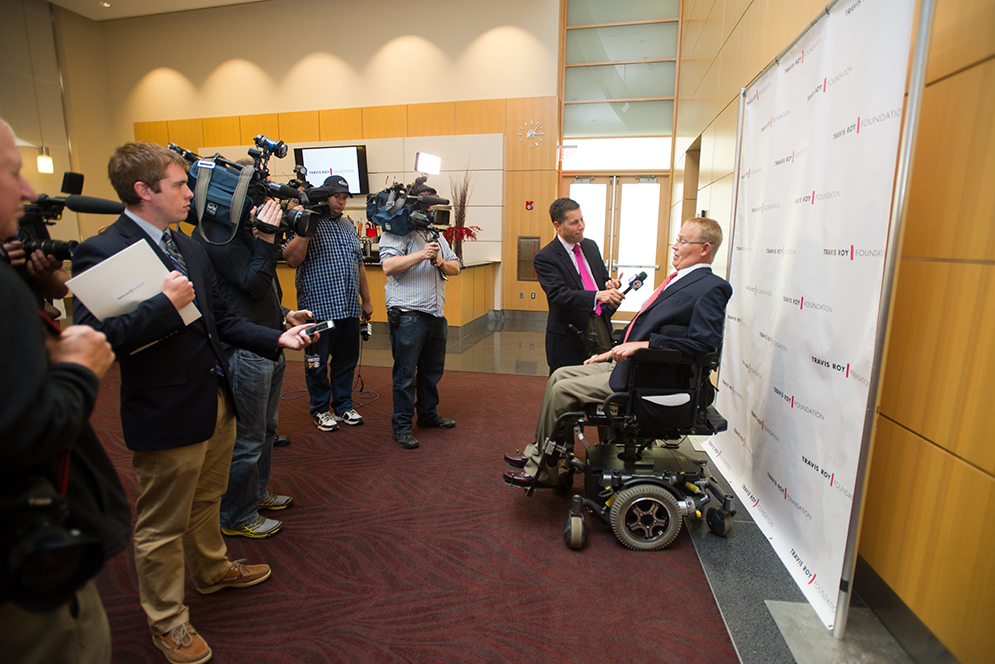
[{"left": 285, "top": 215, "right": 363, "bottom": 320}]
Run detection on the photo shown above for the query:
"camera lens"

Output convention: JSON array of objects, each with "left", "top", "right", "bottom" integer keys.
[{"left": 21, "top": 239, "right": 79, "bottom": 261}]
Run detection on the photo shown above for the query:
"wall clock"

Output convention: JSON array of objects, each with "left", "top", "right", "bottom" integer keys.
[{"left": 518, "top": 119, "right": 545, "bottom": 149}]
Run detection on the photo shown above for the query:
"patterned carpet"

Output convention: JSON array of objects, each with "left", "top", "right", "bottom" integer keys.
[{"left": 90, "top": 361, "right": 737, "bottom": 664}]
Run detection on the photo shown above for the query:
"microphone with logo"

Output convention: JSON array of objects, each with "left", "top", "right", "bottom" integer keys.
[{"left": 601, "top": 270, "right": 648, "bottom": 317}]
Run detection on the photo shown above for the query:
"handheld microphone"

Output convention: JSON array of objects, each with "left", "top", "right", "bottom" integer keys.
[
  {"left": 621, "top": 271, "right": 648, "bottom": 295},
  {"left": 602, "top": 271, "right": 648, "bottom": 317}
]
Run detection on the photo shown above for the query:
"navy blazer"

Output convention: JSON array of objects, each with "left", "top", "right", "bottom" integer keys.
[
  {"left": 71, "top": 215, "right": 281, "bottom": 452},
  {"left": 534, "top": 237, "right": 613, "bottom": 371},
  {"left": 609, "top": 267, "right": 732, "bottom": 392}
]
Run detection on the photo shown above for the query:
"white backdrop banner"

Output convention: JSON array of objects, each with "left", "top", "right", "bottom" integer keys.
[{"left": 707, "top": 0, "right": 914, "bottom": 629}]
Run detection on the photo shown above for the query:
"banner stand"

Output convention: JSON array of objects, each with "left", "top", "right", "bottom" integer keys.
[
  {"left": 832, "top": 0, "right": 936, "bottom": 640},
  {"left": 718, "top": 0, "right": 933, "bottom": 640}
]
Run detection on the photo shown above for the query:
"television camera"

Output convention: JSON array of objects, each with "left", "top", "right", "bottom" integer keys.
[
  {"left": 366, "top": 177, "right": 451, "bottom": 238},
  {"left": 169, "top": 135, "right": 326, "bottom": 245}
]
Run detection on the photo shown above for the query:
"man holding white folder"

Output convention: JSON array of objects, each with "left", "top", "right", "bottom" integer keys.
[{"left": 71, "top": 142, "right": 314, "bottom": 664}]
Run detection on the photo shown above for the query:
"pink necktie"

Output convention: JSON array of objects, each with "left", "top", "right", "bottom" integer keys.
[
  {"left": 622, "top": 271, "right": 677, "bottom": 343},
  {"left": 572, "top": 244, "right": 601, "bottom": 315}
]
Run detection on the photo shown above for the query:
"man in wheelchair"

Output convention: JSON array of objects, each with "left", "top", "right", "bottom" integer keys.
[{"left": 503, "top": 217, "right": 732, "bottom": 489}]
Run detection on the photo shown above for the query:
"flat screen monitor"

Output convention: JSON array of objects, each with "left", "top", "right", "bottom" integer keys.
[{"left": 293, "top": 145, "right": 369, "bottom": 195}]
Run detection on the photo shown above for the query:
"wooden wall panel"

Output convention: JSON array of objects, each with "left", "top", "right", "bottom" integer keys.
[
  {"left": 878, "top": 260, "right": 995, "bottom": 474},
  {"left": 446, "top": 269, "right": 464, "bottom": 326},
  {"left": 454, "top": 99, "right": 505, "bottom": 135},
  {"left": 761, "top": 0, "right": 826, "bottom": 65},
  {"left": 166, "top": 119, "right": 203, "bottom": 152},
  {"left": 505, "top": 96, "right": 558, "bottom": 172},
  {"left": 699, "top": 120, "right": 716, "bottom": 189},
  {"left": 902, "top": 59, "right": 995, "bottom": 262},
  {"left": 710, "top": 101, "right": 738, "bottom": 184},
  {"left": 318, "top": 108, "right": 364, "bottom": 141},
  {"left": 925, "top": 0, "right": 995, "bottom": 84},
  {"left": 240, "top": 114, "right": 280, "bottom": 145},
  {"left": 278, "top": 111, "right": 320, "bottom": 143},
  {"left": 407, "top": 102, "right": 455, "bottom": 137},
  {"left": 717, "top": 0, "right": 767, "bottom": 113},
  {"left": 202, "top": 116, "right": 241, "bottom": 148},
  {"left": 362, "top": 105, "right": 407, "bottom": 139},
  {"left": 860, "top": 418, "right": 995, "bottom": 664},
  {"left": 502, "top": 169, "right": 557, "bottom": 310},
  {"left": 133, "top": 120, "right": 168, "bottom": 145}
]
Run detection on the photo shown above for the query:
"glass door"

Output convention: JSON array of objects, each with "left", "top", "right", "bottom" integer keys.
[{"left": 564, "top": 175, "right": 667, "bottom": 318}]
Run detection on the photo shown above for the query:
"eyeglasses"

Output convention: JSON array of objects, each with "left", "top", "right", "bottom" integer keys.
[{"left": 673, "top": 238, "right": 707, "bottom": 246}]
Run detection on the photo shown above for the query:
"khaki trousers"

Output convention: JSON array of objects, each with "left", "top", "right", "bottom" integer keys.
[
  {"left": 0, "top": 580, "right": 111, "bottom": 664},
  {"left": 524, "top": 361, "right": 614, "bottom": 478},
  {"left": 131, "top": 388, "right": 236, "bottom": 635}
]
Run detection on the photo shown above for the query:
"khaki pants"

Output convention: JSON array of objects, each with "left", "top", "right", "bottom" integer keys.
[
  {"left": 131, "top": 388, "right": 236, "bottom": 635},
  {"left": 524, "top": 361, "right": 614, "bottom": 478},
  {"left": 0, "top": 579, "right": 111, "bottom": 664}
]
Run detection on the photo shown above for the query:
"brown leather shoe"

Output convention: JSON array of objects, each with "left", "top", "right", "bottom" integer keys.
[
  {"left": 504, "top": 452, "right": 528, "bottom": 468},
  {"left": 195, "top": 559, "right": 271, "bottom": 595},
  {"left": 152, "top": 622, "right": 212, "bottom": 664}
]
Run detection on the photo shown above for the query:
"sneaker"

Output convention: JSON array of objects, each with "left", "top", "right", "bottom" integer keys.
[
  {"left": 152, "top": 622, "right": 211, "bottom": 664},
  {"left": 259, "top": 490, "right": 293, "bottom": 511},
  {"left": 195, "top": 558, "right": 272, "bottom": 595},
  {"left": 221, "top": 514, "right": 282, "bottom": 539},
  {"left": 334, "top": 408, "right": 364, "bottom": 426},
  {"left": 313, "top": 411, "right": 339, "bottom": 432}
]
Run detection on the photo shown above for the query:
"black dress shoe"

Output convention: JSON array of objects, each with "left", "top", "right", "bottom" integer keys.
[
  {"left": 504, "top": 453, "right": 527, "bottom": 468},
  {"left": 417, "top": 416, "right": 456, "bottom": 429},
  {"left": 393, "top": 432, "right": 419, "bottom": 449},
  {"left": 273, "top": 435, "right": 291, "bottom": 448}
]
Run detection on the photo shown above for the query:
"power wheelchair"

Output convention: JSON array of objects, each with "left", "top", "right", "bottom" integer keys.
[{"left": 515, "top": 348, "right": 736, "bottom": 551}]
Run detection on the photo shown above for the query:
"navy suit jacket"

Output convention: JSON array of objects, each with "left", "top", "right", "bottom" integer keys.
[
  {"left": 71, "top": 215, "right": 281, "bottom": 452},
  {"left": 609, "top": 266, "right": 732, "bottom": 392},
  {"left": 534, "top": 237, "right": 613, "bottom": 371}
]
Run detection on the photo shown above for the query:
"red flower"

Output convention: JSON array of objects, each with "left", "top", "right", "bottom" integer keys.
[{"left": 442, "top": 225, "right": 481, "bottom": 244}]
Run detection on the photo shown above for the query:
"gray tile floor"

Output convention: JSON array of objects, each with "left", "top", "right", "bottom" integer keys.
[{"left": 296, "top": 312, "right": 913, "bottom": 664}]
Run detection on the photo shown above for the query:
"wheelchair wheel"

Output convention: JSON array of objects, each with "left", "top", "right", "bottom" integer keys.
[
  {"left": 553, "top": 468, "right": 575, "bottom": 497},
  {"left": 563, "top": 514, "right": 588, "bottom": 550},
  {"left": 609, "top": 485, "right": 682, "bottom": 551},
  {"left": 706, "top": 507, "right": 734, "bottom": 537}
]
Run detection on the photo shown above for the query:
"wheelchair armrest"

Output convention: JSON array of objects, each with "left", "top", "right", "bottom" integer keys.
[
  {"left": 595, "top": 392, "right": 629, "bottom": 426},
  {"left": 630, "top": 348, "right": 719, "bottom": 367}
]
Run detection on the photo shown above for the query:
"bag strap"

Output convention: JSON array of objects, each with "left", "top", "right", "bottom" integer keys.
[{"left": 195, "top": 160, "right": 253, "bottom": 246}]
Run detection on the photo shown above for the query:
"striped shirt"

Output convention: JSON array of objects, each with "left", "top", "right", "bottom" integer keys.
[
  {"left": 285, "top": 215, "right": 363, "bottom": 320},
  {"left": 379, "top": 230, "right": 456, "bottom": 317}
]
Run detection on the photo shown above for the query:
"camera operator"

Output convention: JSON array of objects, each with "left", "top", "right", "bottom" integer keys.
[
  {"left": 0, "top": 119, "right": 130, "bottom": 662},
  {"left": 283, "top": 175, "right": 373, "bottom": 433},
  {"left": 193, "top": 198, "right": 310, "bottom": 539},
  {"left": 379, "top": 182, "right": 460, "bottom": 449}
]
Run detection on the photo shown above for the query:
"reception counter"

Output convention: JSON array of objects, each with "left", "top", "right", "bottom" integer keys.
[{"left": 276, "top": 261, "right": 498, "bottom": 328}]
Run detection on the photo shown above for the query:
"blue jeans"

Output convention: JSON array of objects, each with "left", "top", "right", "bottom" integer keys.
[
  {"left": 389, "top": 312, "right": 447, "bottom": 434},
  {"left": 304, "top": 317, "right": 359, "bottom": 416},
  {"left": 220, "top": 348, "right": 285, "bottom": 529}
]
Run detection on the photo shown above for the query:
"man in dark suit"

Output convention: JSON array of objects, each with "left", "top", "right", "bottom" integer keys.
[
  {"left": 505, "top": 217, "right": 732, "bottom": 487},
  {"left": 71, "top": 142, "right": 314, "bottom": 664},
  {"left": 534, "top": 198, "right": 623, "bottom": 372}
]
